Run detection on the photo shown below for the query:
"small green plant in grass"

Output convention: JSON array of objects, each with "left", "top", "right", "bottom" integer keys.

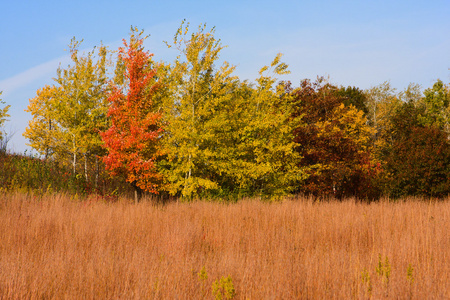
[
  {"left": 212, "top": 275, "right": 236, "bottom": 300},
  {"left": 197, "top": 266, "right": 208, "bottom": 297},
  {"left": 376, "top": 254, "right": 391, "bottom": 284},
  {"left": 407, "top": 263, "right": 414, "bottom": 299},
  {"left": 153, "top": 277, "right": 159, "bottom": 294},
  {"left": 376, "top": 254, "right": 391, "bottom": 297},
  {"left": 406, "top": 263, "right": 414, "bottom": 284},
  {"left": 361, "top": 268, "right": 372, "bottom": 296},
  {"left": 198, "top": 266, "right": 208, "bottom": 281}
]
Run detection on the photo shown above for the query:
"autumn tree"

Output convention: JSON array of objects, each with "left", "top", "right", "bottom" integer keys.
[
  {"left": 399, "top": 82, "right": 423, "bottom": 105},
  {"left": 365, "top": 82, "right": 399, "bottom": 134},
  {"left": 337, "top": 86, "right": 368, "bottom": 115},
  {"left": 24, "top": 39, "right": 111, "bottom": 181},
  {"left": 199, "top": 57, "right": 304, "bottom": 199},
  {"left": 292, "top": 78, "right": 376, "bottom": 199},
  {"left": 0, "top": 92, "right": 10, "bottom": 136},
  {"left": 161, "top": 22, "right": 239, "bottom": 198},
  {"left": 161, "top": 21, "right": 304, "bottom": 199},
  {"left": 231, "top": 57, "right": 305, "bottom": 198},
  {"left": 23, "top": 85, "right": 62, "bottom": 159},
  {"left": 101, "top": 28, "right": 164, "bottom": 202},
  {"left": 0, "top": 91, "right": 11, "bottom": 152},
  {"left": 53, "top": 38, "right": 110, "bottom": 178},
  {"left": 380, "top": 101, "right": 450, "bottom": 198},
  {"left": 419, "top": 79, "right": 450, "bottom": 133}
]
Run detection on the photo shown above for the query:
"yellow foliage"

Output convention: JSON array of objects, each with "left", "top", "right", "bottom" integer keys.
[{"left": 0, "top": 91, "right": 11, "bottom": 141}]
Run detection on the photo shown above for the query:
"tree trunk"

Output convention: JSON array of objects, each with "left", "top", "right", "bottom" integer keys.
[
  {"left": 95, "top": 155, "right": 99, "bottom": 189},
  {"left": 72, "top": 134, "right": 77, "bottom": 175},
  {"left": 45, "top": 119, "right": 52, "bottom": 160},
  {"left": 84, "top": 153, "right": 88, "bottom": 181},
  {"left": 73, "top": 152, "right": 77, "bottom": 175},
  {"left": 132, "top": 181, "right": 142, "bottom": 204}
]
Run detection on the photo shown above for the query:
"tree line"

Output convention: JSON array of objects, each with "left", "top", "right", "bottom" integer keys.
[{"left": 4, "top": 23, "right": 449, "bottom": 201}]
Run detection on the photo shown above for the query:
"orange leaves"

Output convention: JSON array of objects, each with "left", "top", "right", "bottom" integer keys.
[{"left": 101, "top": 29, "right": 163, "bottom": 195}]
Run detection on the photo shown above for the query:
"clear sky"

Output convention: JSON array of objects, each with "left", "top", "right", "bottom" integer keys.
[{"left": 1, "top": 0, "right": 449, "bottom": 153}]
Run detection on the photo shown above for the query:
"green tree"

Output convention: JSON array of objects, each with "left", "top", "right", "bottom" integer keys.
[
  {"left": 399, "top": 82, "right": 422, "bottom": 105},
  {"left": 381, "top": 101, "right": 450, "bottom": 198},
  {"left": 419, "top": 79, "right": 450, "bottom": 132},
  {"left": 337, "top": 86, "right": 369, "bottom": 115}
]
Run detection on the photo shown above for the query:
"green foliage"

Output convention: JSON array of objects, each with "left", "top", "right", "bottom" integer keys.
[
  {"left": 0, "top": 151, "right": 82, "bottom": 194},
  {"left": 161, "top": 21, "right": 234, "bottom": 198},
  {"left": 419, "top": 79, "right": 450, "bottom": 131},
  {"left": 365, "top": 81, "right": 397, "bottom": 128},
  {"left": 237, "top": 57, "right": 305, "bottom": 198},
  {"left": 337, "top": 86, "right": 369, "bottom": 115},
  {"left": 375, "top": 254, "right": 391, "bottom": 285},
  {"left": 197, "top": 266, "right": 209, "bottom": 297},
  {"left": 399, "top": 82, "right": 423, "bottom": 104},
  {"left": 407, "top": 263, "right": 415, "bottom": 299},
  {"left": 198, "top": 266, "right": 208, "bottom": 281},
  {"left": 406, "top": 264, "right": 414, "bottom": 285},
  {"left": 364, "top": 81, "right": 400, "bottom": 150},
  {"left": 24, "top": 85, "right": 62, "bottom": 159},
  {"left": 212, "top": 275, "right": 236, "bottom": 300},
  {"left": 380, "top": 101, "right": 450, "bottom": 198},
  {"left": 0, "top": 151, "right": 128, "bottom": 199},
  {"left": 361, "top": 268, "right": 372, "bottom": 296}
]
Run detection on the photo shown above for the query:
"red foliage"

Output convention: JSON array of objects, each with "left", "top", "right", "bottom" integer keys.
[{"left": 101, "top": 34, "right": 163, "bottom": 194}]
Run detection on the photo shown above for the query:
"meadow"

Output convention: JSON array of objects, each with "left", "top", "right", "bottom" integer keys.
[{"left": 0, "top": 192, "right": 448, "bottom": 299}]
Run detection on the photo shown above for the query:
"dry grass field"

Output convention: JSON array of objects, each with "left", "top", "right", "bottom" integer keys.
[{"left": 0, "top": 192, "right": 449, "bottom": 299}]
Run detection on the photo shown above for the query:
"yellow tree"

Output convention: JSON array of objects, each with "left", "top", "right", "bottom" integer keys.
[
  {"left": 23, "top": 85, "right": 62, "bottom": 159},
  {"left": 24, "top": 39, "right": 111, "bottom": 180},
  {"left": 0, "top": 92, "right": 10, "bottom": 134},
  {"left": 0, "top": 91, "right": 11, "bottom": 151},
  {"left": 399, "top": 82, "right": 422, "bottom": 105},
  {"left": 53, "top": 39, "right": 110, "bottom": 177},
  {"left": 161, "top": 21, "right": 305, "bottom": 198},
  {"left": 161, "top": 22, "right": 304, "bottom": 199},
  {"left": 161, "top": 22, "right": 239, "bottom": 198},
  {"left": 364, "top": 82, "right": 400, "bottom": 148},
  {"left": 231, "top": 55, "right": 305, "bottom": 198}
]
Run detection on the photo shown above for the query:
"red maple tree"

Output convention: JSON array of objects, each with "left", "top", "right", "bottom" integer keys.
[{"left": 101, "top": 32, "right": 163, "bottom": 198}]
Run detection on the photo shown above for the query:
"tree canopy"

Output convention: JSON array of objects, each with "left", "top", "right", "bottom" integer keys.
[
  {"left": 101, "top": 28, "right": 164, "bottom": 201},
  {"left": 20, "top": 23, "right": 450, "bottom": 200}
]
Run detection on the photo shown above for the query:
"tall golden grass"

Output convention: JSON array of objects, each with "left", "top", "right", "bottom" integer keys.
[{"left": 0, "top": 192, "right": 448, "bottom": 299}]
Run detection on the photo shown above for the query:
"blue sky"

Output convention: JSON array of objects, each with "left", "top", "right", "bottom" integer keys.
[{"left": 1, "top": 0, "right": 449, "bottom": 153}]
